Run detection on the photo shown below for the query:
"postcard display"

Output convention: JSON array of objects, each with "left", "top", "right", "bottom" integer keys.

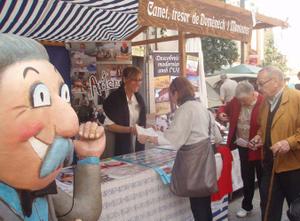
[
  {"left": 68, "top": 41, "right": 132, "bottom": 116},
  {"left": 153, "top": 52, "right": 200, "bottom": 130},
  {"left": 57, "top": 147, "right": 229, "bottom": 221}
]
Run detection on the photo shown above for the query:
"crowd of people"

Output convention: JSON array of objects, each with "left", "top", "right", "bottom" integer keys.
[
  {"left": 216, "top": 67, "right": 300, "bottom": 221},
  {"left": 72, "top": 64, "right": 300, "bottom": 221}
]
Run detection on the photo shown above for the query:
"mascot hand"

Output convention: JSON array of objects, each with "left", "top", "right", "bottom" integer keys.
[{"left": 73, "top": 121, "right": 106, "bottom": 158}]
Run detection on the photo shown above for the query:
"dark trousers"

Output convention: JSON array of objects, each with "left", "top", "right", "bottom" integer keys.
[
  {"left": 189, "top": 196, "right": 212, "bottom": 221},
  {"left": 238, "top": 147, "right": 262, "bottom": 211},
  {"left": 260, "top": 167, "right": 300, "bottom": 221}
]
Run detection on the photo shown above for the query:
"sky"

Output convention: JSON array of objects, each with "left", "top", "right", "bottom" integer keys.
[{"left": 256, "top": 0, "right": 300, "bottom": 72}]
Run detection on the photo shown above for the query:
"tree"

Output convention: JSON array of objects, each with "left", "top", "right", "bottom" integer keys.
[
  {"left": 201, "top": 37, "right": 239, "bottom": 74},
  {"left": 263, "top": 30, "right": 289, "bottom": 73}
]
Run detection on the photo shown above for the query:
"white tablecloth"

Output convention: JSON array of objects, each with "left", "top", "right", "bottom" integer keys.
[
  {"left": 100, "top": 169, "right": 228, "bottom": 221},
  {"left": 57, "top": 148, "right": 232, "bottom": 221}
]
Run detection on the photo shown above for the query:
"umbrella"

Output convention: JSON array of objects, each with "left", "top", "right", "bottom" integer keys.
[{"left": 224, "top": 64, "right": 261, "bottom": 74}]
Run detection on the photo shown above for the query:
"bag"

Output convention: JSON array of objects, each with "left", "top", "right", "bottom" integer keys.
[
  {"left": 231, "top": 149, "right": 243, "bottom": 191},
  {"left": 170, "top": 112, "right": 218, "bottom": 197}
]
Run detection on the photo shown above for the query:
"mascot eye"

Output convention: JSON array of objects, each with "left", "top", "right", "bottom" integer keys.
[
  {"left": 60, "top": 84, "right": 70, "bottom": 103},
  {"left": 31, "top": 83, "right": 51, "bottom": 108}
]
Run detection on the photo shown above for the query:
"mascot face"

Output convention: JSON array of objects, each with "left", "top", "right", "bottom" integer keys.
[{"left": 0, "top": 59, "right": 79, "bottom": 190}]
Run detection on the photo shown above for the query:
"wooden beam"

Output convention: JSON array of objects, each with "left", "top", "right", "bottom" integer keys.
[
  {"left": 132, "top": 33, "right": 201, "bottom": 46},
  {"left": 179, "top": 31, "right": 186, "bottom": 77},
  {"left": 138, "top": 0, "right": 253, "bottom": 42},
  {"left": 253, "top": 23, "right": 274, "bottom": 30},
  {"left": 39, "top": 40, "right": 64, "bottom": 47},
  {"left": 126, "top": 26, "right": 148, "bottom": 40},
  {"left": 254, "top": 13, "right": 288, "bottom": 29}
]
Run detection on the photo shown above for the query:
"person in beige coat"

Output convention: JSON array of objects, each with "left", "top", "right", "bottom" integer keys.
[{"left": 250, "top": 66, "right": 300, "bottom": 221}]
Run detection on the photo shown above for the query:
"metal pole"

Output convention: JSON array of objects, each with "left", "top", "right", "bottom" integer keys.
[{"left": 240, "top": 0, "right": 245, "bottom": 63}]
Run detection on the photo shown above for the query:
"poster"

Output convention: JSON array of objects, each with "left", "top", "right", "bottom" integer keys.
[
  {"left": 155, "top": 102, "right": 171, "bottom": 115},
  {"left": 96, "top": 41, "right": 132, "bottom": 64},
  {"left": 153, "top": 52, "right": 200, "bottom": 130},
  {"left": 68, "top": 42, "right": 132, "bottom": 123},
  {"left": 69, "top": 42, "right": 97, "bottom": 112},
  {"left": 154, "top": 75, "right": 170, "bottom": 88},
  {"left": 153, "top": 52, "right": 180, "bottom": 77}
]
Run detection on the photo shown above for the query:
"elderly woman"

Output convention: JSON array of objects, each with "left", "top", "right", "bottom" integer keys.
[
  {"left": 139, "top": 77, "right": 221, "bottom": 221},
  {"left": 103, "top": 66, "right": 146, "bottom": 155},
  {"left": 218, "top": 81, "right": 263, "bottom": 218}
]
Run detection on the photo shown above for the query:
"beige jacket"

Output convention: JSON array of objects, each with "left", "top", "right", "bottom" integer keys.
[{"left": 258, "top": 87, "right": 300, "bottom": 173}]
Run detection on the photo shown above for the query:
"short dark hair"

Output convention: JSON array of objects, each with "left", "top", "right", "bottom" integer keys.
[
  {"left": 169, "top": 77, "right": 195, "bottom": 105},
  {"left": 0, "top": 34, "right": 49, "bottom": 74}
]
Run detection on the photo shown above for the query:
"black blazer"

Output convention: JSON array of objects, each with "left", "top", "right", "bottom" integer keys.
[{"left": 103, "top": 85, "right": 146, "bottom": 155}]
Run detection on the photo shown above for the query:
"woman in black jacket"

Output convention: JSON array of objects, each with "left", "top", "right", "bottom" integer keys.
[{"left": 103, "top": 66, "right": 146, "bottom": 155}]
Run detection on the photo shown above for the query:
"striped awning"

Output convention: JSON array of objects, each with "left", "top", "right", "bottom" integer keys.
[
  {"left": 0, "top": 0, "right": 139, "bottom": 41},
  {"left": 0, "top": 0, "right": 288, "bottom": 42}
]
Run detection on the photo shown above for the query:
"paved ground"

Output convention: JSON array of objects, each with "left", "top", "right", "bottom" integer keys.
[{"left": 228, "top": 188, "right": 289, "bottom": 221}]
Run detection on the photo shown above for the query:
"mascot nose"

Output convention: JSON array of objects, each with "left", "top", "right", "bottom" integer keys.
[{"left": 52, "top": 95, "right": 79, "bottom": 138}]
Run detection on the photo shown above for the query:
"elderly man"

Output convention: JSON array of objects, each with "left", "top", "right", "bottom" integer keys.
[
  {"left": 0, "top": 34, "right": 105, "bottom": 220},
  {"left": 218, "top": 81, "right": 263, "bottom": 218},
  {"left": 250, "top": 66, "right": 300, "bottom": 221},
  {"left": 219, "top": 73, "right": 238, "bottom": 104}
]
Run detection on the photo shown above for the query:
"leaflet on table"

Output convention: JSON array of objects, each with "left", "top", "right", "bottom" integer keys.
[
  {"left": 114, "top": 147, "right": 176, "bottom": 184},
  {"left": 101, "top": 158, "right": 147, "bottom": 179},
  {"left": 154, "top": 160, "right": 174, "bottom": 184},
  {"left": 114, "top": 148, "right": 176, "bottom": 167},
  {"left": 56, "top": 159, "right": 146, "bottom": 191}
]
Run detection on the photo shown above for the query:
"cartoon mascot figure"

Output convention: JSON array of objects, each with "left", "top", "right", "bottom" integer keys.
[{"left": 0, "top": 34, "right": 105, "bottom": 221}]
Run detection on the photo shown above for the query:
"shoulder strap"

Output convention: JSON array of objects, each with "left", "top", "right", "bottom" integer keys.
[{"left": 208, "top": 111, "right": 212, "bottom": 137}]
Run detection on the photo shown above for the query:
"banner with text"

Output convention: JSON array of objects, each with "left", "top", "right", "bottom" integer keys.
[
  {"left": 138, "top": 0, "right": 253, "bottom": 42},
  {"left": 153, "top": 52, "right": 200, "bottom": 130}
]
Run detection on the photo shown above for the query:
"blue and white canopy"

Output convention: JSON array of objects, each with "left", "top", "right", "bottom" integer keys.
[
  {"left": 0, "top": 0, "right": 287, "bottom": 42},
  {"left": 0, "top": 0, "right": 139, "bottom": 41}
]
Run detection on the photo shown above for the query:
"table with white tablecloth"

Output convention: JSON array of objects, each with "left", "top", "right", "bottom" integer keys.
[{"left": 56, "top": 147, "right": 239, "bottom": 221}]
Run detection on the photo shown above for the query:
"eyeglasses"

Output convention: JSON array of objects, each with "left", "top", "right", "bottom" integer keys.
[
  {"left": 130, "top": 78, "right": 142, "bottom": 82},
  {"left": 257, "top": 78, "right": 272, "bottom": 87}
]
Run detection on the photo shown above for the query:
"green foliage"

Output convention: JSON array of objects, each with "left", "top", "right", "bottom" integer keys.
[
  {"left": 201, "top": 37, "right": 239, "bottom": 74},
  {"left": 263, "top": 30, "right": 289, "bottom": 73}
]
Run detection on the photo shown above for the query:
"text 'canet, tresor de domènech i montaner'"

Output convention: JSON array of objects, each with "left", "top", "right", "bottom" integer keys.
[{"left": 147, "top": 1, "right": 250, "bottom": 35}]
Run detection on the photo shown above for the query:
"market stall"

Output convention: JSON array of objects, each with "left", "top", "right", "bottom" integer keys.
[{"left": 0, "top": 1, "right": 288, "bottom": 220}]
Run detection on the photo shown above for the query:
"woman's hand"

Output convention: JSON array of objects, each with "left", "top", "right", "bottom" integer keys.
[
  {"left": 137, "top": 134, "right": 149, "bottom": 144},
  {"left": 129, "top": 125, "right": 137, "bottom": 136},
  {"left": 248, "top": 135, "right": 263, "bottom": 151},
  {"left": 150, "top": 125, "right": 159, "bottom": 131}
]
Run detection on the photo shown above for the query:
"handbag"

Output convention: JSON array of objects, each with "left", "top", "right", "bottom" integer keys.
[{"left": 170, "top": 112, "right": 218, "bottom": 197}]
